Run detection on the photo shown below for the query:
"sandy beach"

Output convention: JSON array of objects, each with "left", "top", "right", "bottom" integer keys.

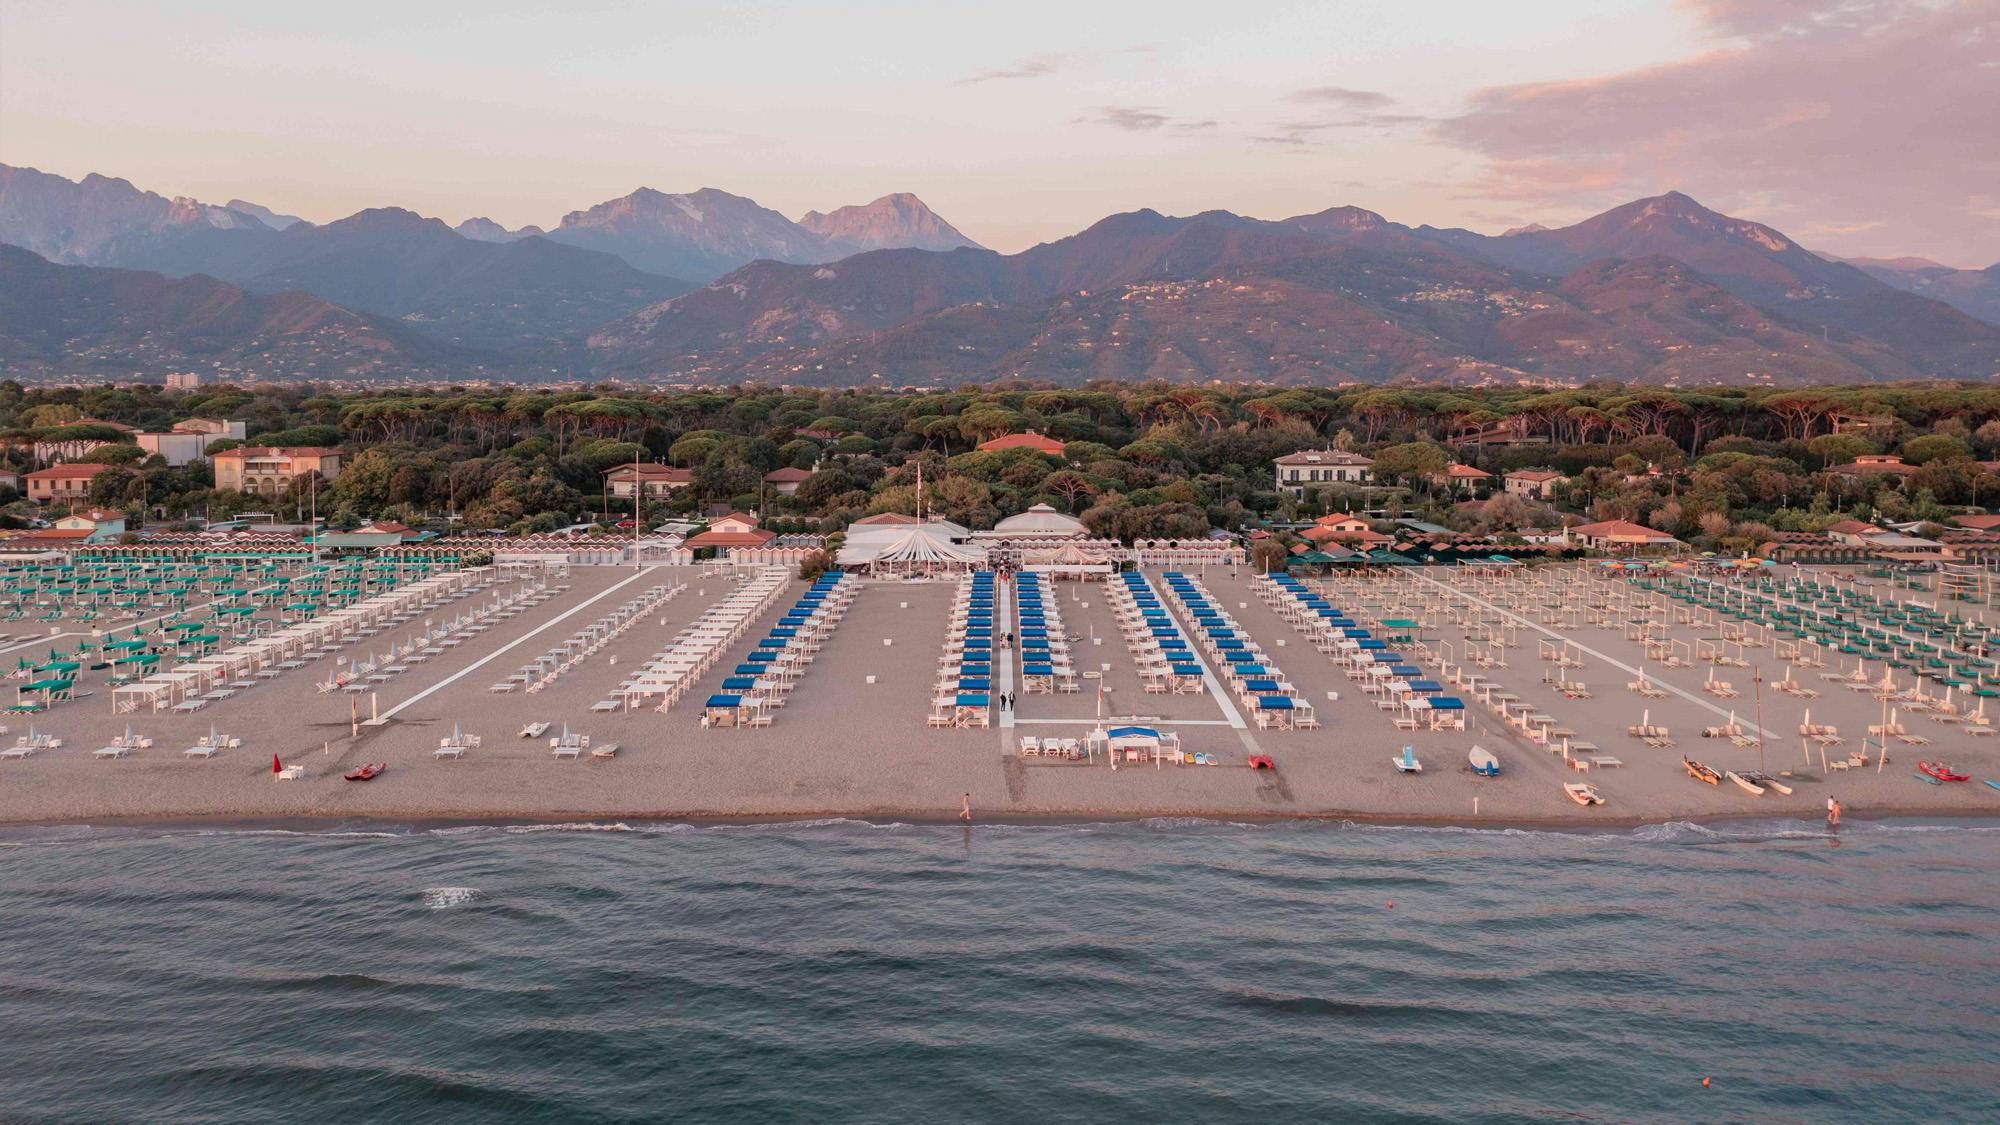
[{"left": 1, "top": 561, "right": 1996, "bottom": 829}]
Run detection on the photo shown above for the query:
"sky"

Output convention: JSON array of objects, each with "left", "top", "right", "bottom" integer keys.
[{"left": 3, "top": 0, "right": 1996, "bottom": 264}]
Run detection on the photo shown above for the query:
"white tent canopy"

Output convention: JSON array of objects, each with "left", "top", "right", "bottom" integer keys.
[{"left": 838, "top": 525, "right": 989, "bottom": 573}]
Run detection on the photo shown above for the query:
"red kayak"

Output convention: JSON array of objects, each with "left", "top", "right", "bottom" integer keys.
[
  {"left": 1918, "top": 761, "right": 1969, "bottom": 783},
  {"left": 343, "top": 763, "right": 386, "bottom": 782}
]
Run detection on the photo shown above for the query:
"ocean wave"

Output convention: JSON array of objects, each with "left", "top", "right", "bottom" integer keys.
[
  {"left": 422, "top": 886, "right": 482, "bottom": 910},
  {"left": 3, "top": 814, "right": 1995, "bottom": 845}
]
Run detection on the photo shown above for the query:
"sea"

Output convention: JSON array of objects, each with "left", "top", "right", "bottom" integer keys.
[{"left": 1, "top": 817, "right": 1996, "bottom": 1124}]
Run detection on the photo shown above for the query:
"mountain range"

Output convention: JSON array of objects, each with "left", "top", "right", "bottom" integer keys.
[
  {"left": 0, "top": 243, "right": 476, "bottom": 380},
  {"left": 1, "top": 164, "right": 1996, "bottom": 387},
  {"left": 588, "top": 192, "right": 2000, "bottom": 386}
]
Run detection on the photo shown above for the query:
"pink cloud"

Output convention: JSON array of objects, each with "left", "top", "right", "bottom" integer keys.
[{"left": 1435, "top": 0, "right": 2000, "bottom": 264}]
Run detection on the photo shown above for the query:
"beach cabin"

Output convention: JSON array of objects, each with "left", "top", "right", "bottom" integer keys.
[{"left": 1087, "top": 725, "right": 1182, "bottom": 767}]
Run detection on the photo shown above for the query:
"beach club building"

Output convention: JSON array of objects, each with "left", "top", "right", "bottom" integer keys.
[
  {"left": 1567, "top": 519, "right": 1683, "bottom": 553},
  {"left": 684, "top": 512, "right": 776, "bottom": 555}
]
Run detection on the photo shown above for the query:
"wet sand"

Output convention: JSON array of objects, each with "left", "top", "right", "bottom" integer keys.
[{"left": 1, "top": 562, "right": 1996, "bottom": 828}]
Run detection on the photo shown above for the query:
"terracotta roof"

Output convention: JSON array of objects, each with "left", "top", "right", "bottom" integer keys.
[
  {"left": 977, "top": 431, "right": 1066, "bottom": 454},
  {"left": 1443, "top": 463, "right": 1492, "bottom": 479},
  {"left": 853, "top": 512, "right": 921, "bottom": 526},
  {"left": 684, "top": 529, "right": 777, "bottom": 548},
  {"left": 1571, "top": 519, "right": 1677, "bottom": 541},
  {"left": 1824, "top": 519, "right": 1879, "bottom": 535},
  {"left": 27, "top": 464, "right": 110, "bottom": 480},
  {"left": 763, "top": 466, "right": 814, "bottom": 482},
  {"left": 1506, "top": 470, "right": 1563, "bottom": 482},
  {"left": 59, "top": 508, "right": 124, "bottom": 523},
  {"left": 1950, "top": 514, "right": 2000, "bottom": 531}
]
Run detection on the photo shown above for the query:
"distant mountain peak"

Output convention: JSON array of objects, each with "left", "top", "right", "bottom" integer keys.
[
  {"left": 454, "top": 216, "right": 543, "bottom": 243},
  {"left": 228, "top": 199, "right": 305, "bottom": 231},
  {"left": 325, "top": 207, "right": 455, "bottom": 236},
  {"left": 798, "top": 193, "right": 982, "bottom": 254},
  {"left": 1293, "top": 205, "right": 1388, "bottom": 230},
  {"left": 1502, "top": 222, "right": 1550, "bottom": 236},
  {"left": 1559, "top": 190, "right": 1797, "bottom": 255}
]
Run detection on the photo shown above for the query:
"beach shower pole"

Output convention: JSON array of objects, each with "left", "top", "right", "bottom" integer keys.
[{"left": 1753, "top": 665, "right": 1766, "bottom": 775}]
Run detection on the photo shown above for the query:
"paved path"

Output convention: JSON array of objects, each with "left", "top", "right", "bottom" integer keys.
[
  {"left": 370, "top": 566, "right": 664, "bottom": 724},
  {"left": 1406, "top": 570, "right": 1781, "bottom": 741},
  {"left": 997, "top": 578, "right": 1016, "bottom": 731},
  {"left": 1145, "top": 570, "right": 1272, "bottom": 766}
]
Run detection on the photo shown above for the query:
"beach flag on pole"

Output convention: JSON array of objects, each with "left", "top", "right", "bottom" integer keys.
[{"left": 271, "top": 753, "right": 281, "bottom": 775}]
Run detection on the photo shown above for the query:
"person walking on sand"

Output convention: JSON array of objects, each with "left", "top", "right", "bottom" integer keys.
[
  {"left": 1826, "top": 796, "right": 1841, "bottom": 828},
  {"left": 960, "top": 793, "right": 972, "bottom": 822}
]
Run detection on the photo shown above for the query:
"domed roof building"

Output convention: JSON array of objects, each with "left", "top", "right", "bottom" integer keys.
[{"left": 989, "top": 504, "right": 1087, "bottom": 539}]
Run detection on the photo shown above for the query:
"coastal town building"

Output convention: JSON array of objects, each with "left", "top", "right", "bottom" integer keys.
[
  {"left": 1273, "top": 449, "right": 1374, "bottom": 493},
  {"left": 210, "top": 447, "right": 343, "bottom": 496},
  {"left": 1503, "top": 470, "right": 1565, "bottom": 500},
  {"left": 0, "top": 468, "right": 22, "bottom": 495},
  {"left": 1431, "top": 463, "right": 1493, "bottom": 492},
  {"left": 136, "top": 418, "right": 249, "bottom": 466},
  {"left": 762, "top": 466, "right": 814, "bottom": 496},
  {"left": 26, "top": 463, "right": 110, "bottom": 503},
  {"left": 163, "top": 372, "right": 203, "bottom": 390},
  {"left": 604, "top": 463, "right": 695, "bottom": 498},
  {"left": 53, "top": 508, "right": 127, "bottom": 543},
  {"left": 1829, "top": 454, "right": 1919, "bottom": 479}
]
